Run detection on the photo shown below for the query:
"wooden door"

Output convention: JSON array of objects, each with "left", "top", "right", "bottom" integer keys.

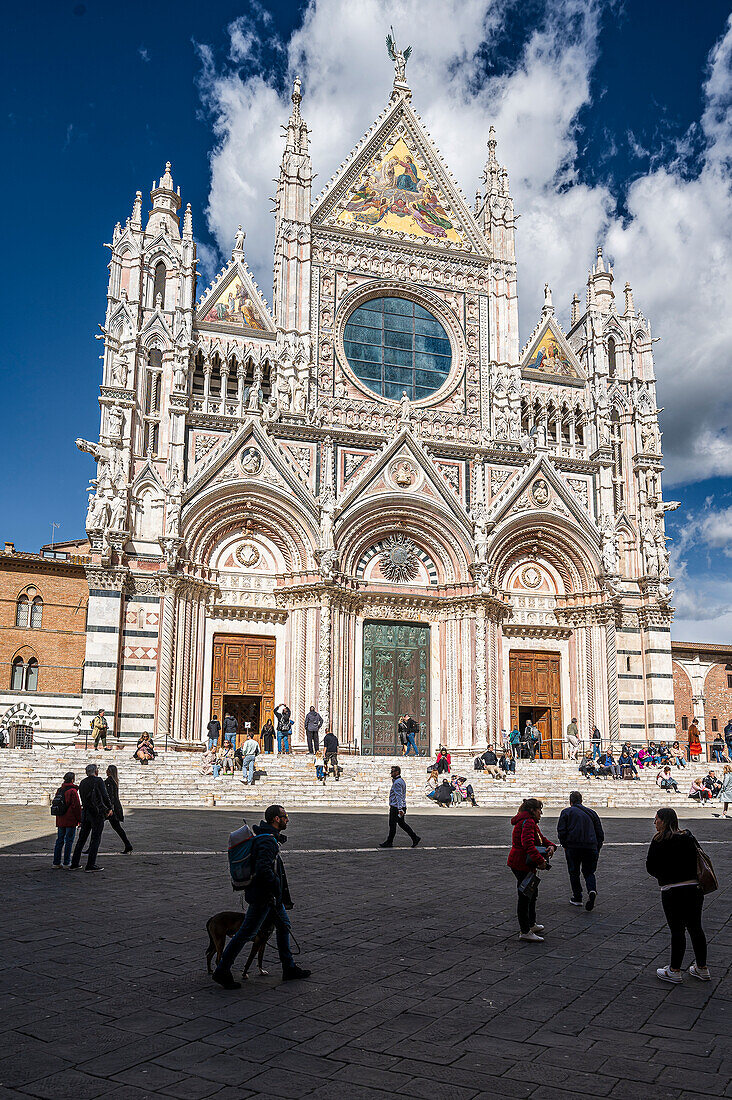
[
  {"left": 210, "top": 634, "right": 276, "bottom": 744},
  {"left": 509, "top": 650, "right": 562, "bottom": 758}
]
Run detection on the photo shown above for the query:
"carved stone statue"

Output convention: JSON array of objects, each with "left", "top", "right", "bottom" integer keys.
[
  {"left": 173, "top": 361, "right": 187, "bottom": 391},
  {"left": 642, "top": 526, "right": 658, "bottom": 577},
  {"left": 168, "top": 464, "right": 183, "bottom": 497},
  {"left": 107, "top": 405, "right": 124, "bottom": 442},
  {"left": 399, "top": 390, "right": 411, "bottom": 426},
  {"left": 86, "top": 493, "right": 109, "bottom": 531},
  {"left": 233, "top": 224, "right": 246, "bottom": 252},
  {"left": 386, "top": 30, "right": 412, "bottom": 84},
  {"left": 600, "top": 518, "right": 619, "bottom": 575},
  {"left": 474, "top": 510, "right": 488, "bottom": 566},
  {"left": 111, "top": 352, "right": 129, "bottom": 388},
  {"left": 494, "top": 409, "right": 508, "bottom": 439},
  {"left": 165, "top": 499, "right": 181, "bottom": 537},
  {"left": 320, "top": 487, "right": 336, "bottom": 551},
  {"left": 108, "top": 493, "right": 128, "bottom": 531}
]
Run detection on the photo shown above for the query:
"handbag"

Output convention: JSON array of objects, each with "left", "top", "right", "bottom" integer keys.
[
  {"left": 518, "top": 871, "right": 539, "bottom": 900},
  {"left": 695, "top": 843, "right": 718, "bottom": 895}
]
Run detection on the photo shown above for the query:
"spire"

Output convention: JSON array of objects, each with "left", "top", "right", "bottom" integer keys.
[
  {"left": 147, "top": 161, "right": 181, "bottom": 237},
  {"left": 130, "top": 190, "right": 142, "bottom": 231},
  {"left": 571, "top": 292, "right": 580, "bottom": 327},
  {"left": 285, "top": 76, "right": 308, "bottom": 153},
  {"left": 482, "top": 125, "right": 501, "bottom": 195},
  {"left": 588, "top": 244, "right": 615, "bottom": 312},
  {"left": 624, "top": 281, "right": 635, "bottom": 317},
  {"left": 183, "top": 202, "right": 193, "bottom": 240},
  {"left": 542, "top": 282, "right": 554, "bottom": 317}
]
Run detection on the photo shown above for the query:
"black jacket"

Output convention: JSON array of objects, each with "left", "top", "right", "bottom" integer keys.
[
  {"left": 78, "top": 775, "right": 112, "bottom": 818},
  {"left": 482, "top": 749, "right": 498, "bottom": 765},
  {"left": 274, "top": 705, "right": 291, "bottom": 732},
  {"left": 304, "top": 710, "right": 323, "bottom": 732},
  {"left": 323, "top": 732, "right": 338, "bottom": 754},
  {"left": 222, "top": 715, "right": 237, "bottom": 735},
  {"left": 406, "top": 718, "right": 419, "bottom": 736},
  {"left": 646, "top": 830, "right": 699, "bottom": 887},
  {"left": 104, "top": 777, "right": 124, "bottom": 821},
  {"left": 245, "top": 822, "right": 293, "bottom": 908},
  {"left": 207, "top": 719, "right": 221, "bottom": 737},
  {"left": 557, "top": 804, "right": 604, "bottom": 850}
]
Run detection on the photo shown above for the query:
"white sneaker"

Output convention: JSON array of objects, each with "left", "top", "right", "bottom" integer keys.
[
  {"left": 689, "top": 963, "right": 711, "bottom": 981},
  {"left": 518, "top": 931, "right": 544, "bottom": 942},
  {"left": 656, "top": 965, "right": 683, "bottom": 984},
  {"left": 530, "top": 924, "right": 545, "bottom": 933}
]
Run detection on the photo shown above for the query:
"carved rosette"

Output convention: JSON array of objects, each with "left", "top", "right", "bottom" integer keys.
[{"left": 380, "top": 535, "right": 420, "bottom": 583}]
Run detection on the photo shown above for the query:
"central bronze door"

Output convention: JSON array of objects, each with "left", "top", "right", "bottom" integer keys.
[
  {"left": 509, "top": 650, "right": 562, "bottom": 759},
  {"left": 210, "top": 633, "right": 275, "bottom": 745},
  {"left": 362, "top": 620, "right": 429, "bottom": 755}
]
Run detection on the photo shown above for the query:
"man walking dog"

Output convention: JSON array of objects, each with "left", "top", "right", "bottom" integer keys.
[{"left": 213, "top": 804, "right": 310, "bottom": 989}]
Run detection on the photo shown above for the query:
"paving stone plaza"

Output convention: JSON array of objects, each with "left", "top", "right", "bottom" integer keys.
[{"left": 1, "top": 805, "right": 729, "bottom": 1099}]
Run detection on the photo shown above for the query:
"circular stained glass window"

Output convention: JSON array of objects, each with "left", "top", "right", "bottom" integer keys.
[{"left": 343, "top": 296, "right": 452, "bottom": 401}]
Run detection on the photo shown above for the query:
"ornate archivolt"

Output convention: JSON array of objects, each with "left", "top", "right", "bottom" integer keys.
[
  {"left": 182, "top": 484, "right": 318, "bottom": 573},
  {"left": 488, "top": 514, "right": 600, "bottom": 605},
  {"left": 337, "top": 497, "right": 472, "bottom": 584}
]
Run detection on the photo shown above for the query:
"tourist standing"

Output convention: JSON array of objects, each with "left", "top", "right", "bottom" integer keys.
[
  {"left": 509, "top": 726, "right": 521, "bottom": 759},
  {"left": 261, "top": 718, "right": 275, "bottom": 754},
  {"left": 323, "top": 727, "right": 340, "bottom": 780},
  {"left": 557, "top": 791, "right": 604, "bottom": 911},
  {"left": 213, "top": 805, "right": 311, "bottom": 988},
  {"left": 507, "top": 797, "right": 556, "bottom": 942},
  {"left": 379, "top": 766, "right": 421, "bottom": 848},
  {"left": 104, "top": 765, "right": 133, "bottom": 853},
  {"left": 724, "top": 718, "right": 732, "bottom": 762},
  {"left": 591, "top": 724, "right": 602, "bottom": 760},
  {"left": 274, "top": 703, "right": 292, "bottom": 754},
  {"left": 566, "top": 717, "right": 581, "bottom": 761},
  {"left": 405, "top": 716, "right": 419, "bottom": 756},
  {"left": 397, "top": 715, "right": 408, "bottom": 755},
  {"left": 718, "top": 765, "right": 732, "bottom": 817},
  {"left": 52, "top": 771, "right": 82, "bottom": 868},
  {"left": 646, "top": 807, "right": 711, "bottom": 983},
  {"left": 91, "top": 709, "right": 108, "bottom": 750},
  {"left": 304, "top": 706, "right": 323, "bottom": 755},
  {"left": 222, "top": 712, "right": 238, "bottom": 748},
  {"left": 70, "top": 764, "right": 113, "bottom": 872},
  {"left": 207, "top": 714, "right": 221, "bottom": 750},
  {"left": 688, "top": 719, "right": 702, "bottom": 762},
  {"left": 239, "top": 733, "right": 260, "bottom": 785}
]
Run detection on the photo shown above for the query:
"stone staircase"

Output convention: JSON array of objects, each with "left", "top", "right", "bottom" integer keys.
[{"left": 0, "top": 747, "right": 693, "bottom": 810}]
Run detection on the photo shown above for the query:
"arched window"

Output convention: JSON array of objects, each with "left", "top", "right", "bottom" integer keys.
[
  {"left": 10, "top": 657, "right": 24, "bottom": 689},
  {"left": 15, "top": 595, "right": 29, "bottom": 628},
  {"left": 607, "top": 336, "right": 617, "bottom": 379},
  {"left": 153, "top": 261, "right": 166, "bottom": 308},
  {"left": 30, "top": 597, "right": 43, "bottom": 628},
  {"left": 26, "top": 659, "right": 38, "bottom": 692}
]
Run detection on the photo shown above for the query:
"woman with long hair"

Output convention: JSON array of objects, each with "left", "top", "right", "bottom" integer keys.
[
  {"left": 104, "top": 765, "right": 133, "bottom": 854},
  {"left": 646, "top": 807, "right": 709, "bottom": 983},
  {"left": 718, "top": 764, "right": 732, "bottom": 817},
  {"left": 507, "top": 798, "right": 556, "bottom": 942}
]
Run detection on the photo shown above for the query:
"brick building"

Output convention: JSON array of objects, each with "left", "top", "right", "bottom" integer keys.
[
  {"left": 0, "top": 540, "right": 89, "bottom": 746},
  {"left": 672, "top": 640, "right": 732, "bottom": 749}
]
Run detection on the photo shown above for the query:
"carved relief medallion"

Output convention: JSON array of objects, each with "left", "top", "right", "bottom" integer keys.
[
  {"left": 239, "top": 446, "right": 262, "bottom": 475},
  {"left": 531, "top": 478, "right": 550, "bottom": 506},
  {"left": 380, "top": 535, "right": 420, "bottom": 583},
  {"left": 236, "top": 543, "right": 261, "bottom": 568},
  {"left": 521, "top": 565, "right": 542, "bottom": 589}
]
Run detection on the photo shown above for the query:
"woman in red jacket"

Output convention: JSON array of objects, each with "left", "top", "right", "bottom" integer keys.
[
  {"left": 507, "top": 797, "right": 556, "bottom": 942},
  {"left": 52, "top": 771, "right": 82, "bottom": 868}
]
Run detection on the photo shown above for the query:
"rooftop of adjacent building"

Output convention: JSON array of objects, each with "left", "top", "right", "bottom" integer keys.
[
  {"left": 1, "top": 539, "right": 90, "bottom": 570},
  {"left": 671, "top": 640, "right": 732, "bottom": 661}
]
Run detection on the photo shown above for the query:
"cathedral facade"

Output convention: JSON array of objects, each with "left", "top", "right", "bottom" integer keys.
[{"left": 78, "top": 57, "right": 676, "bottom": 756}]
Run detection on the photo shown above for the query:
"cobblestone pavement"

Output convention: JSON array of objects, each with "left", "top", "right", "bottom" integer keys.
[{"left": 1, "top": 806, "right": 730, "bottom": 1099}]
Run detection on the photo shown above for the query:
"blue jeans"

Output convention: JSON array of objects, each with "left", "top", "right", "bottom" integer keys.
[
  {"left": 53, "top": 826, "right": 76, "bottom": 866},
  {"left": 207, "top": 736, "right": 217, "bottom": 751},
  {"left": 216, "top": 901, "right": 294, "bottom": 974},
  {"left": 277, "top": 731, "right": 290, "bottom": 753},
  {"left": 592, "top": 743, "right": 601, "bottom": 760},
  {"left": 405, "top": 732, "right": 418, "bottom": 756},
  {"left": 241, "top": 757, "right": 255, "bottom": 784},
  {"left": 212, "top": 763, "right": 221, "bottom": 778}
]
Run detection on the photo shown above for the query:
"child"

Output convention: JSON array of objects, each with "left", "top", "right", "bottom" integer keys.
[{"left": 314, "top": 750, "right": 326, "bottom": 784}]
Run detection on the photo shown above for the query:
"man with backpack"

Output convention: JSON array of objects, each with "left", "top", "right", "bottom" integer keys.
[
  {"left": 91, "top": 708, "right": 108, "bottom": 750},
  {"left": 69, "top": 763, "right": 113, "bottom": 872},
  {"left": 557, "top": 791, "right": 605, "bottom": 911},
  {"left": 51, "top": 771, "right": 82, "bottom": 868},
  {"left": 213, "top": 804, "right": 311, "bottom": 989}
]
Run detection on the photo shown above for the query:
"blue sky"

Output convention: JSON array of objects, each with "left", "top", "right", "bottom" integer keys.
[{"left": 2, "top": 0, "right": 731, "bottom": 640}]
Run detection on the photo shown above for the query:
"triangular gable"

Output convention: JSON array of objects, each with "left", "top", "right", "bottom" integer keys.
[
  {"left": 130, "top": 460, "right": 165, "bottom": 494},
  {"left": 337, "top": 428, "right": 472, "bottom": 535},
  {"left": 140, "top": 309, "right": 173, "bottom": 343},
  {"left": 521, "top": 316, "right": 584, "bottom": 382},
  {"left": 486, "top": 454, "right": 599, "bottom": 544},
  {"left": 182, "top": 420, "right": 317, "bottom": 519},
  {"left": 312, "top": 97, "right": 488, "bottom": 255},
  {"left": 195, "top": 260, "right": 275, "bottom": 337}
]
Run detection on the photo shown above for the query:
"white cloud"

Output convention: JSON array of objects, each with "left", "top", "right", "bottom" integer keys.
[{"left": 197, "top": 2, "right": 732, "bottom": 487}]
